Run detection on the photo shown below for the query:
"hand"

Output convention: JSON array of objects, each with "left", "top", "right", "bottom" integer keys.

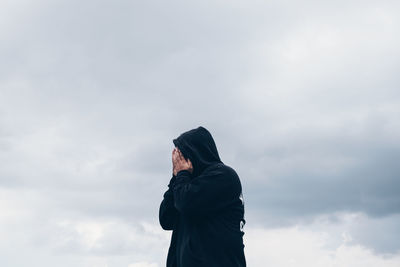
[{"left": 172, "top": 147, "right": 193, "bottom": 176}]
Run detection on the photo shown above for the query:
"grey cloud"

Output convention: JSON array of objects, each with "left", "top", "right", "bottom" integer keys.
[{"left": 0, "top": 0, "right": 399, "bottom": 263}]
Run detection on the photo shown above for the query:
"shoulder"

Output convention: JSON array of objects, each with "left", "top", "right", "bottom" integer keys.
[
  {"left": 197, "top": 163, "right": 242, "bottom": 195},
  {"left": 217, "top": 163, "right": 239, "bottom": 176},
  {"left": 204, "top": 163, "right": 240, "bottom": 180}
]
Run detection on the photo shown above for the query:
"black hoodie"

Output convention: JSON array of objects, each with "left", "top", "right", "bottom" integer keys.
[{"left": 159, "top": 126, "right": 246, "bottom": 267}]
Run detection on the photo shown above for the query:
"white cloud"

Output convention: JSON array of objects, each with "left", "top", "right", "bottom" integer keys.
[
  {"left": 244, "top": 224, "right": 400, "bottom": 267},
  {"left": 0, "top": 0, "right": 399, "bottom": 265},
  {"left": 128, "top": 262, "right": 158, "bottom": 267}
]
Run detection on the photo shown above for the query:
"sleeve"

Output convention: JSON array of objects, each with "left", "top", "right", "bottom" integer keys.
[
  {"left": 173, "top": 165, "right": 239, "bottom": 217},
  {"left": 159, "top": 175, "right": 179, "bottom": 230}
]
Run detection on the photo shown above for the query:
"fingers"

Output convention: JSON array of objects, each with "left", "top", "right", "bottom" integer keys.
[
  {"left": 172, "top": 148, "right": 178, "bottom": 161},
  {"left": 174, "top": 148, "right": 192, "bottom": 165},
  {"left": 178, "top": 150, "right": 189, "bottom": 164},
  {"left": 172, "top": 148, "right": 194, "bottom": 174},
  {"left": 177, "top": 150, "right": 184, "bottom": 161}
]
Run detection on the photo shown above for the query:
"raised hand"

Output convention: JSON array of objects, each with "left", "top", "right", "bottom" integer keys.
[{"left": 172, "top": 147, "right": 193, "bottom": 176}]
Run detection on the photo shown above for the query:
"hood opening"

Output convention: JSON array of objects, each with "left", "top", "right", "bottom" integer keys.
[{"left": 173, "top": 126, "right": 223, "bottom": 177}]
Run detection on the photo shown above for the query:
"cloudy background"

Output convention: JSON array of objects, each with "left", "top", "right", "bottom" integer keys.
[{"left": 1, "top": 0, "right": 399, "bottom": 266}]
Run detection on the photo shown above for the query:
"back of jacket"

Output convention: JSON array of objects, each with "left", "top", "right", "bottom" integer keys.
[{"left": 159, "top": 126, "right": 246, "bottom": 267}]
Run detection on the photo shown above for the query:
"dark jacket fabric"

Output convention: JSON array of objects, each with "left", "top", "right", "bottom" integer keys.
[{"left": 159, "top": 126, "right": 246, "bottom": 267}]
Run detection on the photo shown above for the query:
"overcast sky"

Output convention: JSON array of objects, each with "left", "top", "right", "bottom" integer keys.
[{"left": 1, "top": 0, "right": 399, "bottom": 266}]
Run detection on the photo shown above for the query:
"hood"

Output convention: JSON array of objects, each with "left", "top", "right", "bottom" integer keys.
[{"left": 173, "top": 126, "right": 223, "bottom": 177}]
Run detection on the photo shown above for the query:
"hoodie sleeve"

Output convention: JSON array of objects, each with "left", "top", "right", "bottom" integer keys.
[
  {"left": 159, "top": 175, "right": 179, "bottom": 230},
  {"left": 173, "top": 165, "right": 240, "bottom": 217}
]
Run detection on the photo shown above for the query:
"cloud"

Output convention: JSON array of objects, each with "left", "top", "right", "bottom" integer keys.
[
  {"left": 128, "top": 262, "right": 158, "bottom": 267},
  {"left": 0, "top": 0, "right": 399, "bottom": 265},
  {"left": 245, "top": 224, "right": 400, "bottom": 267}
]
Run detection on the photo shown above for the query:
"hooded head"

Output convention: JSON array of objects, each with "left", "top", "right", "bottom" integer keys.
[{"left": 173, "top": 126, "right": 223, "bottom": 177}]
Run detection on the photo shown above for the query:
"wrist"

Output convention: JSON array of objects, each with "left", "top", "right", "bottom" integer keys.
[{"left": 177, "top": 169, "right": 192, "bottom": 176}]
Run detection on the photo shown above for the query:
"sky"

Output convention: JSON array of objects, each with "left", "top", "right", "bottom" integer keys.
[{"left": 0, "top": 0, "right": 399, "bottom": 266}]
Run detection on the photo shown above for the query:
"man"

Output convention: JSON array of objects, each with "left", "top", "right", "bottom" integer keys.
[{"left": 159, "top": 126, "right": 246, "bottom": 267}]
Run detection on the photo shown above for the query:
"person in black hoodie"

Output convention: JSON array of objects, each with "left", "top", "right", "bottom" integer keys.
[{"left": 159, "top": 126, "right": 246, "bottom": 267}]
